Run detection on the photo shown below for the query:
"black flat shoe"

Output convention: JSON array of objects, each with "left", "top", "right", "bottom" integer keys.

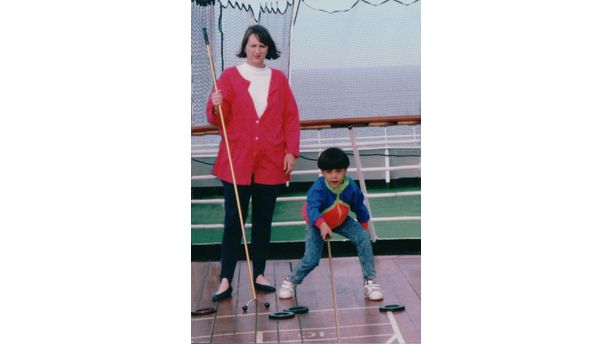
[
  {"left": 212, "top": 286, "right": 233, "bottom": 302},
  {"left": 255, "top": 283, "right": 276, "bottom": 293}
]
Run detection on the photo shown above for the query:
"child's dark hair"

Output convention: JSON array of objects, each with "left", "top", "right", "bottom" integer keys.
[
  {"left": 236, "top": 25, "right": 280, "bottom": 60},
  {"left": 317, "top": 147, "right": 350, "bottom": 170}
]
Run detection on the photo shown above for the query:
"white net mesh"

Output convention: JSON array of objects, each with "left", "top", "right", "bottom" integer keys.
[{"left": 191, "top": 1, "right": 217, "bottom": 127}]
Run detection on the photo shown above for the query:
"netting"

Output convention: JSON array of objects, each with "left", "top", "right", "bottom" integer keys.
[
  {"left": 191, "top": 2, "right": 217, "bottom": 126},
  {"left": 191, "top": 0, "right": 420, "bottom": 146}
]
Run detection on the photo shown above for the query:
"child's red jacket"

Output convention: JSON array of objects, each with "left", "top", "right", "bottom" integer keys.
[{"left": 302, "top": 176, "right": 370, "bottom": 230}]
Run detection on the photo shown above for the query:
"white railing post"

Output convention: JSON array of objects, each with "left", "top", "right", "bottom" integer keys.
[
  {"left": 384, "top": 127, "right": 390, "bottom": 184},
  {"left": 348, "top": 127, "right": 378, "bottom": 243}
]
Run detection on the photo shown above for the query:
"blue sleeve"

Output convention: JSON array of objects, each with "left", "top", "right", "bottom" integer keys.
[
  {"left": 349, "top": 181, "right": 370, "bottom": 223},
  {"left": 306, "top": 179, "right": 326, "bottom": 226}
]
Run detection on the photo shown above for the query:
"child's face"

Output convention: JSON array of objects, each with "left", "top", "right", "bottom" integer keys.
[{"left": 321, "top": 168, "right": 347, "bottom": 187}]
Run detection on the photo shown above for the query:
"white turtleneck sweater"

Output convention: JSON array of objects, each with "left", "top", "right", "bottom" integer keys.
[{"left": 236, "top": 62, "right": 272, "bottom": 118}]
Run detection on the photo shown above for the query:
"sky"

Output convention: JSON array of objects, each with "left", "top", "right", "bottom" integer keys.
[{"left": 291, "top": 0, "right": 420, "bottom": 69}]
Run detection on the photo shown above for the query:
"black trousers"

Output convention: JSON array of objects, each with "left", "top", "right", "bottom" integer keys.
[{"left": 219, "top": 181, "right": 282, "bottom": 283}]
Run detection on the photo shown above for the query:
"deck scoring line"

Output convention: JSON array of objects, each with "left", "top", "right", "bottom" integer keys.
[
  {"left": 191, "top": 322, "right": 393, "bottom": 340},
  {"left": 386, "top": 311, "right": 407, "bottom": 344},
  {"left": 385, "top": 335, "right": 397, "bottom": 344},
  {"left": 259, "top": 333, "right": 395, "bottom": 343}
]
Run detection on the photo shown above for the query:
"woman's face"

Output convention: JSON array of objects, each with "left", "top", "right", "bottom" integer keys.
[{"left": 245, "top": 34, "right": 268, "bottom": 68}]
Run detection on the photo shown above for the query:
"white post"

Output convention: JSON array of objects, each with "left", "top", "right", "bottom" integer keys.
[
  {"left": 288, "top": 0, "right": 299, "bottom": 85},
  {"left": 384, "top": 127, "right": 390, "bottom": 184},
  {"left": 348, "top": 127, "right": 378, "bottom": 242}
]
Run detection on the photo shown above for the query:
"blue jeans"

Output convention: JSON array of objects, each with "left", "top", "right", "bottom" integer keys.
[{"left": 290, "top": 218, "right": 376, "bottom": 285}]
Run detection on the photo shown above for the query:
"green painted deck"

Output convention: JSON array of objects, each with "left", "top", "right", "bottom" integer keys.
[{"left": 192, "top": 185, "right": 420, "bottom": 244}]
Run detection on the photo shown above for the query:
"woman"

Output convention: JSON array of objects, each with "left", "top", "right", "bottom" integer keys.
[{"left": 206, "top": 25, "right": 300, "bottom": 302}]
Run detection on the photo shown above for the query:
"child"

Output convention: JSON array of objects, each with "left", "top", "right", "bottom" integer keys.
[{"left": 278, "top": 147, "right": 383, "bottom": 301}]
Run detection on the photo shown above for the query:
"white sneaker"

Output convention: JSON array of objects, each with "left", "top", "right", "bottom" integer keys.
[
  {"left": 278, "top": 278, "right": 295, "bottom": 299},
  {"left": 363, "top": 280, "right": 383, "bottom": 301}
]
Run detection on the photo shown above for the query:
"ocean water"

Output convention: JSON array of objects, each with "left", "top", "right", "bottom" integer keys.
[
  {"left": 193, "top": 65, "right": 420, "bottom": 145},
  {"left": 291, "top": 65, "right": 421, "bottom": 120},
  {"left": 290, "top": 65, "right": 420, "bottom": 142}
]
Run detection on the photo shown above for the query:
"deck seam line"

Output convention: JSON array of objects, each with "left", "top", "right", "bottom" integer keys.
[
  {"left": 392, "top": 258, "right": 421, "bottom": 300},
  {"left": 258, "top": 332, "right": 396, "bottom": 343},
  {"left": 191, "top": 321, "right": 393, "bottom": 339}
]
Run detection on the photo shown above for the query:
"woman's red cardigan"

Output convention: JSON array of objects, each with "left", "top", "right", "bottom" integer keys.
[{"left": 206, "top": 66, "right": 300, "bottom": 185}]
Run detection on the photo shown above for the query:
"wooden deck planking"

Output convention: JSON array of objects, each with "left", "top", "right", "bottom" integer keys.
[
  {"left": 329, "top": 256, "right": 398, "bottom": 343},
  {"left": 209, "top": 262, "right": 244, "bottom": 343},
  {"left": 291, "top": 255, "right": 342, "bottom": 343},
  {"left": 191, "top": 262, "right": 209, "bottom": 311},
  {"left": 392, "top": 256, "right": 421, "bottom": 298},
  {"left": 275, "top": 260, "right": 307, "bottom": 342},
  {"left": 256, "top": 277, "right": 283, "bottom": 341},
  {"left": 191, "top": 255, "right": 421, "bottom": 343},
  {"left": 191, "top": 262, "right": 215, "bottom": 343},
  {"left": 230, "top": 261, "right": 261, "bottom": 343},
  {"left": 375, "top": 257, "right": 421, "bottom": 343}
]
